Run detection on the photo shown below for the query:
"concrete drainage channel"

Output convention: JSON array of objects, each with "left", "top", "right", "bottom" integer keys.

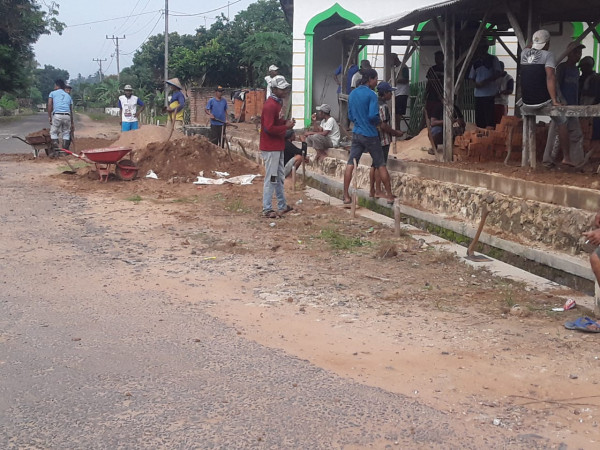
[{"left": 304, "top": 170, "right": 596, "bottom": 298}]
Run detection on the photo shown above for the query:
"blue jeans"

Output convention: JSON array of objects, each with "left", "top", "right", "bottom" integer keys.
[{"left": 261, "top": 150, "right": 287, "bottom": 212}]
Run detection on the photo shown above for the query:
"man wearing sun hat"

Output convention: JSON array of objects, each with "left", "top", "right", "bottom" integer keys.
[
  {"left": 206, "top": 85, "right": 228, "bottom": 146},
  {"left": 260, "top": 75, "right": 295, "bottom": 218},
  {"left": 264, "top": 64, "right": 279, "bottom": 99},
  {"left": 166, "top": 77, "right": 186, "bottom": 131},
  {"left": 118, "top": 85, "right": 145, "bottom": 132},
  {"left": 520, "top": 29, "right": 570, "bottom": 168}
]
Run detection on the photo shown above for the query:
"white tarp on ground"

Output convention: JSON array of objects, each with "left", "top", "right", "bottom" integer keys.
[{"left": 193, "top": 174, "right": 261, "bottom": 185}]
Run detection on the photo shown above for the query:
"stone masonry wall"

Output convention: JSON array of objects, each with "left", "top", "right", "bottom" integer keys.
[{"left": 319, "top": 157, "right": 594, "bottom": 255}]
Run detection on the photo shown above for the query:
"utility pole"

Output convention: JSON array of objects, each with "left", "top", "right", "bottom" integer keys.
[
  {"left": 106, "top": 35, "right": 126, "bottom": 84},
  {"left": 92, "top": 58, "right": 107, "bottom": 82},
  {"left": 164, "top": 0, "right": 169, "bottom": 107}
]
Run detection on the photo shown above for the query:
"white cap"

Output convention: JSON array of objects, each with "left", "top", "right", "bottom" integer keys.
[
  {"left": 316, "top": 104, "right": 331, "bottom": 114},
  {"left": 532, "top": 30, "right": 550, "bottom": 50},
  {"left": 268, "top": 65, "right": 279, "bottom": 72},
  {"left": 270, "top": 75, "right": 290, "bottom": 90},
  {"left": 123, "top": 84, "right": 133, "bottom": 91}
]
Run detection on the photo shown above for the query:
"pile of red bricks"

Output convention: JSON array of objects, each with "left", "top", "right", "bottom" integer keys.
[{"left": 454, "top": 116, "right": 550, "bottom": 162}]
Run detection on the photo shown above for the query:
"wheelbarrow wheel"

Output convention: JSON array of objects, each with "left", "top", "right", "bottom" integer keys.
[{"left": 115, "top": 159, "right": 138, "bottom": 181}]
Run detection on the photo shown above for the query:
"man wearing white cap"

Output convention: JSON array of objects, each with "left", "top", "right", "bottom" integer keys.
[
  {"left": 520, "top": 29, "right": 569, "bottom": 167},
  {"left": 265, "top": 65, "right": 279, "bottom": 99},
  {"left": 302, "top": 103, "right": 340, "bottom": 161},
  {"left": 118, "top": 85, "right": 145, "bottom": 132},
  {"left": 260, "top": 75, "right": 295, "bottom": 218}
]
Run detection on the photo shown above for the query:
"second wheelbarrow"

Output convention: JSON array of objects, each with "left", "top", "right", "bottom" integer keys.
[{"left": 63, "top": 147, "right": 138, "bottom": 182}]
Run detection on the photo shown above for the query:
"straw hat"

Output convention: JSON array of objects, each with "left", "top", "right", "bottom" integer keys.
[{"left": 166, "top": 77, "right": 183, "bottom": 90}]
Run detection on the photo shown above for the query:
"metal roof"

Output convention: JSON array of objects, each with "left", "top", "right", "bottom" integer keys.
[{"left": 325, "top": 0, "right": 600, "bottom": 40}]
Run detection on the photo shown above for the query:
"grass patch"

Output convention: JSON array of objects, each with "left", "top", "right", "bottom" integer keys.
[
  {"left": 172, "top": 196, "right": 199, "bottom": 204},
  {"left": 319, "top": 228, "right": 369, "bottom": 250},
  {"left": 225, "top": 198, "right": 250, "bottom": 213},
  {"left": 126, "top": 195, "right": 143, "bottom": 203}
]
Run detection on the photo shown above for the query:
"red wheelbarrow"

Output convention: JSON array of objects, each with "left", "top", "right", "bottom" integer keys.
[{"left": 62, "top": 147, "right": 138, "bottom": 182}]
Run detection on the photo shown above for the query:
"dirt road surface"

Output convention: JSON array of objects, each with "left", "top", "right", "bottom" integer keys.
[{"left": 1, "top": 118, "right": 600, "bottom": 448}]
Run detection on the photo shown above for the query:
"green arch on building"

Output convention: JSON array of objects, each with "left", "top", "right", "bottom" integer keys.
[{"left": 304, "top": 3, "right": 367, "bottom": 126}]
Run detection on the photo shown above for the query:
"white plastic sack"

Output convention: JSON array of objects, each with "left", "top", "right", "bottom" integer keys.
[{"left": 193, "top": 174, "right": 260, "bottom": 185}]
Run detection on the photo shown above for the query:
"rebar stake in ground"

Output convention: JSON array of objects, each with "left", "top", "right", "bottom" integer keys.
[{"left": 466, "top": 195, "right": 494, "bottom": 262}]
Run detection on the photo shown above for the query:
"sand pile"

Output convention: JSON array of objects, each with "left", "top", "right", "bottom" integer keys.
[
  {"left": 392, "top": 128, "right": 436, "bottom": 161},
  {"left": 110, "top": 125, "right": 185, "bottom": 150},
  {"left": 134, "top": 135, "right": 261, "bottom": 180}
]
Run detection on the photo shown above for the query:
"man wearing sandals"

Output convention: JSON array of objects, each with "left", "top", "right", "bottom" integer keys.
[
  {"left": 343, "top": 69, "right": 395, "bottom": 206},
  {"left": 260, "top": 75, "right": 295, "bottom": 218}
]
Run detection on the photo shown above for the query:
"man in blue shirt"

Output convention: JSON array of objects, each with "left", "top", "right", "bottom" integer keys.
[
  {"left": 47, "top": 79, "right": 73, "bottom": 157},
  {"left": 469, "top": 42, "right": 502, "bottom": 128},
  {"left": 343, "top": 68, "right": 395, "bottom": 206},
  {"left": 206, "top": 86, "right": 228, "bottom": 147}
]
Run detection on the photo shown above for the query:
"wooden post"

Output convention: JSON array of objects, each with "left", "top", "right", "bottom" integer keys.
[
  {"left": 522, "top": 115, "right": 536, "bottom": 167},
  {"left": 291, "top": 166, "right": 296, "bottom": 192},
  {"left": 443, "top": 12, "right": 455, "bottom": 162},
  {"left": 505, "top": 6, "right": 526, "bottom": 49},
  {"left": 454, "top": 10, "right": 490, "bottom": 92},
  {"left": 394, "top": 204, "right": 402, "bottom": 237},
  {"left": 384, "top": 31, "right": 395, "bottom": 136},
  {"left": 351, "top": 159, "right": 358, "bottom": 218}
]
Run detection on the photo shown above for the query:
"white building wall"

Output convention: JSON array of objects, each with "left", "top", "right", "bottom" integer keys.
[{"left": 291, "top": 1, "right": 437, "bottom": 125}]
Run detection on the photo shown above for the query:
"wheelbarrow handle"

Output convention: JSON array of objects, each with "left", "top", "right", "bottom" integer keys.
[
  {"left": 61, "top": 148, "right": 92, "bottom": 163},
  {"left": 11, "top": 135, "right": 29, "bottom": 144},
  {"left": 211, "top": 118, "right": 238, "bottom": 129}
]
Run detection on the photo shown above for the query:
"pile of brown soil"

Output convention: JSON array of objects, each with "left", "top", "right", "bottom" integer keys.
[
  {"left": 134, "top": 135, "right": 261, "bottom": 180},
  {"left": 110, "top": 125, "right": 185, "bottom": 150},
  {"left": 26, "top": 128, "right": 50, "bottom": 139},
  {"left": 74, "top": 137, "right": 116, "bottom": 151}
]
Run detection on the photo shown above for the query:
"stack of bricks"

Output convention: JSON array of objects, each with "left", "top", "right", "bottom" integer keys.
[
  {"left": 453, "top": 116, "right": 548, "bottom": 163},
  {"left": 189, "top": 87, "right": 221, "bottom": 125},
  {"left": 243, "top": 90, "right": 266, "bottom": 120}
]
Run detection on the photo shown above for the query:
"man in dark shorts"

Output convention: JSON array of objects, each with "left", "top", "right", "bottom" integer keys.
[
  {"left": 343, "top": 69, "right": 395, "bottom": 205},
  {"left": 283, "top": 130, "right": 308, "bottom": 178},
  {"left": 370, "top": 82, "right": 403, "bottom": 198}
]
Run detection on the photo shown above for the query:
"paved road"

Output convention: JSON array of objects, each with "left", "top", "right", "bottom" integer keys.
[
  {"left": 0, "top": 112, "right": 55, "bottom": 154},
  {"left": 0, "top": 162, "right": 539, "bottom": 449}
]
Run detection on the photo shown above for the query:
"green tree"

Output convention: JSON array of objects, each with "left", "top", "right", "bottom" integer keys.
[
  {"left": 125, "top": 0, "right": 291, "bottom": 89},
  {"left": 92, "top": 77, "right": 120, "bottom": 107},
  {"left": 35, "top": 64, "right": 69, "bottom": 99},
  {"left": 240, "top": 31, "right": 292, "bottom": 86},
  {"left": 0, "top": 0, "right": 64, "bottom": 94}
]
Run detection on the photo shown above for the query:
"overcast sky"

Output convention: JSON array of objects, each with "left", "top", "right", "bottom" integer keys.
[{"left": 34, "top": 0, "right": 254, "bottom": 80}]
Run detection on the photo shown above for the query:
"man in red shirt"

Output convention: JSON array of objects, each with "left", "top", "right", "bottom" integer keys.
[{"left": 260, "top": 75, "right": 296, "bottom": 218}]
